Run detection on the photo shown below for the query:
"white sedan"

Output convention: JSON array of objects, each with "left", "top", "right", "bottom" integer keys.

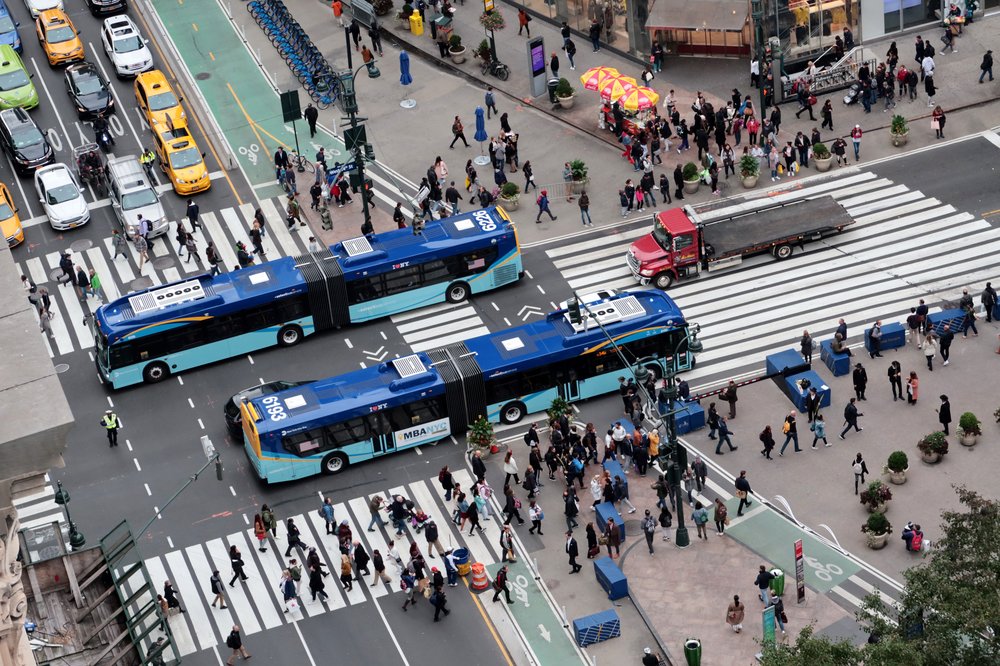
[
  {"left": 35, "top": 164, "right": 90, "bottom": 231},
  {"left": 101, "top": 15, "right": 153, "bottom": 78},
  {"left": 22, "top": 0, "right": 63, "bottom": 19}
]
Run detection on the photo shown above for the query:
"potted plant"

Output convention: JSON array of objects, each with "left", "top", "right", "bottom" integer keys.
[
  {"left": 957, "top": 412, "right": 981, "bottom": 447},
  {"left": 890, "top": 114, "right": 909, "bottom": 147},
  {"left": 473, "top": 39, "right": 491, "bottom": 63},
  {"left": 569, "top": 159, "right": 588, "bottom": 192},
  {"left": 812, "top": 142, "right": 832, "bottom": 172},
  {"left": 373, "top": 0, "right": 393, "bottom": 16},
  {"left": 498, "top": 182, "right": 520, "bottom": 210},
  {"left": 546, "top": 396, "right": 574, "bottom": 422},
  {"left": 467, "top": 414, "right": 498, "bottom": 455},
  {"left": 397, "top": 2, "right": 413, "bottom": 26},
  {"left": 917, "top": 430, "right": 949, "bottom": 464},
  {"left": 448, "top": 34, "right": 467, "bottom": 64},
  {"left": 884, "top": 451, "right": 908, "bottom": 485},
  {"left": 555, "top": 77, "right": 575, "bottom": 109},
  {"left": 859, "top": 480, "right": 892, "bottom": 513},
  {"left": 739, "top": 154, "right": 759, "bottom": 189},
  {"left": 861, "top": 511, "right": 892, "bottom": 550},
  {"left": 682, "top": 161, "right": 700, "bottom": 194},
  {"left": 479, "top": 9, "right": 506, "bottom": 32}
]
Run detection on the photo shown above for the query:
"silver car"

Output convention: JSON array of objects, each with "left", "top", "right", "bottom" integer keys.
[{"left": 106, "top": 155, "right": 167, "bottom": 237}]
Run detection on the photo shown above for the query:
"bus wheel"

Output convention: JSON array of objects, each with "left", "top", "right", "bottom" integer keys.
[
  {"left": 446, "top": 282, "right": 470, "bottom": 303},
  {"left": 653, "top": 272, "right": 674, "bottom": 290},
  {"left": 278, "top": 324, "right": 303, "bottom": 347},
  {"left": 321, "top": 452, "right": 348, "bottom": 475},
  {"left": 500, "top": 401, "right": 526, "bottom": 425},
  {"left": 142, "top": 362, "right": 170, "bottom": 384},
  {"left": 773, "top": 244, "right": 793, "bottom": 260}
]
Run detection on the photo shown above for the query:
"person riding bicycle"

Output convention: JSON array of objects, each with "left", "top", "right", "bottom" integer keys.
[{"left": 140, "top": 148, "right": 156, "bottom": 178}]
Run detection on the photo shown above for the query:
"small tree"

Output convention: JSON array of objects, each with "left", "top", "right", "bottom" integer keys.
[
  {"left": 739, "top": 154, "right": 759, "bottom": 178},
  {"left": 886, "top": 451, "right": 908, "bottom": 473},
  {"left": 449, "top": 34, "right": 463, "bottom": 51},
  {"left": 958, "top": 412, "right": 981, "bottom": 436},
  {"left": 682, "top": 161, "right": 699, "bottom": 180},
  {"left": 759, "top": 624, "right": 863, "bottom": 665},
  {"left": 569, "top": 159, "right": 587, "bottom": 181},
  {"left": 890, "top": 114, "right": 908, "bottom": 135},
  {"left": 546, "top": 396, "right": 573, "bottom": 422},
  {"left": 555, "top": 77, "right": 575, "bottom": 98},
  {"left": 499, "top": 182, "right": 520, "bottom": 199},
  {"left": 811, "top": 141, "right": 830, "bottom": 159}
]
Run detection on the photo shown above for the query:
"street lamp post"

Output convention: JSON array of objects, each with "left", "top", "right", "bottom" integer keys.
[
  {"left": 137, "top": 436, "right": 222, "bottom": 540},
  {"left": 53, "top": 481, "right": 85, "bottom": 550},
  {"left": 633, "top": 329, "right": 703, "bottom": 548},
  {"left": 338, "top": 61, "right": 380, "bottom": 235},
  {"left": 750, "top": 0, "right": 767, "bottom": 113}
]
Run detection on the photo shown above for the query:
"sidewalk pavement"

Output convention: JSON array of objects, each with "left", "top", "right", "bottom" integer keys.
[{"left": 269, "top": 1, "right": 1000, "bottom": 249}]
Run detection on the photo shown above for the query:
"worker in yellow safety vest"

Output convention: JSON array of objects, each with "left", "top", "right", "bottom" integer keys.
[{"left": 101, "top": 409, "right": 121, "bottom": 448}]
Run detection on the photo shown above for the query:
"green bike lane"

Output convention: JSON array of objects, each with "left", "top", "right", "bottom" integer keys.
[{"left": 149, "top": 0, "right": 346, "bottom": 199}]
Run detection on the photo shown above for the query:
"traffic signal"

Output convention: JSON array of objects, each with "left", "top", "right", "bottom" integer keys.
[
  {"left": 363, "top": 177, "right": 374, "bottom": 205},
  {"left": 567, "top": 297, "right": 582, "bottom": 324}
]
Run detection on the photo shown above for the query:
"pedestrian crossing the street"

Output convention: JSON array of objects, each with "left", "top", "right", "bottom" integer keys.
[
  {"left": 390, "top": 302, "right": 491, "bottom": 352},
  {"left": 546, "top": 170, "right": 998, "bottom": 386},
  {"left": 15, "top": 198, "right": 314, "bottom": 359},
  {"left": 133, "top": 471, "right": 504, "bottom": 657}
]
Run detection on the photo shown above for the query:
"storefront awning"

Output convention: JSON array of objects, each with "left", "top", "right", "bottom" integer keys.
[{"left": 645, "top": 0, "right": 749, "bottom": 32}]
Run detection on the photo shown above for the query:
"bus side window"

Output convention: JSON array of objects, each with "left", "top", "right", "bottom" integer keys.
[
  {"left": 282, "top": 428, "right": 325, "bottom": 455},
  {"left": 368, "top": 412, "right": 392, "bottom": 435}
]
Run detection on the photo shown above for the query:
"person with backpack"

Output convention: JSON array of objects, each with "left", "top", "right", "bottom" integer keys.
[
  {"left": 535, "top": 189, "right": 557, "bottom": 223},
  {"left": 713, "top": 498, "right": 728, "bottom": 535},
  {"left": 320, "top": 497, "right": 336, "bottom": 535},
  {"left": 640, "top": 509, "right": 657, "bottom": 554},
  {"left": 902, "top": 522, "right": 924, "bottom": 551},
  {"left": 225, "top": 626, "right": 250, "bottom": 665},
  {"left": 400, "top": 568, "right": 419, "bottom": 611},
  {"left": 810, "top": 414, "right": 830, "bottom": 448},
  {"left": 438, "top": 466, "right": 455, "bottom": 501},
  {"left": 492, "top": 565, "right": 514, "bottom": 603},
  {"left": 527, "top": 500, "right": 544, "bottom": 535},
  {"left": 691, "top": 501, "right": 709, "bottom": 540}
]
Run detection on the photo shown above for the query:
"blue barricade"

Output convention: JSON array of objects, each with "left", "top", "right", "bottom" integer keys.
[
  {"left": 602, "top": 460, "right": 628, "bottom": 497},
  {"left": 766, "top": 348, "right": 808, "bottom": 377},
  {"left": 820, "top": 339, "right": 851, "bottom": 376},
  {"left": 670, "top": 400, "right": 705, "bottom": 434},
  {"left": 595, "top": 501, "right": 625, "bottom": 543},
  {"left": 782, "top": 371, "right": 831, "bottom": 412},
  {"left": 573, "top": 608, "right": 622, "bottom": 646},
  {"left": 927, "top": 308, "right": 965, "bottom": 335},
  {"left": 866, "top": 322, "right": 905, "bottom": 354},
  {"left": 592, "top": 557, "right": 628, "bottom": 601}
]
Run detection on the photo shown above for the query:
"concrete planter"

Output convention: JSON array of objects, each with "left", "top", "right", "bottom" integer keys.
[
  {"left": 921, "top": 450, "right": 942, "bottom": 464},
  {"left": 813, "top": 156, "right": 833, "bottom": 172},
  {"left": 887, "top": 469, "right": 907, "bottom": 485},
  {"left": 865, "top": 501, "right": 888, "bottom": 514},
  {"left": 741, "top": 174, "right": 758, "bottom": 189},
  {"left": 498, "top": 196, "right": 519, "bottom": 210},
  {"left": 557, "top": 94, "right": 575, "bottom": 109},
  {"left": 449, "top": 46, "right": 467, "bottom": 64},
  {"left": 683, "top": 178, "right": 700, "bottom": 194},
  {"left": 959, "top": 432, "right": 978, "bottom": 447},
  {"left": 571, "top": 178, "right": 589, "bottom": 194},
  {"left": 890, "top": 131, "right": 909, "bottom": 147},
  {"left": 866, "top": 532, "right": 890, "bottom": 550}
]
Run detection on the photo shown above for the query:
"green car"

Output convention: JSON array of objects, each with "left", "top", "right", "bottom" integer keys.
[{"left": 0, "top": 45, "right": 39, "bottom": 110}]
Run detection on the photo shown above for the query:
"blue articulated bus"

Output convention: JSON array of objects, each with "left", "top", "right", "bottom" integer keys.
[
  {"left": 241, "top": 290, "right": 693, "bottom": 483},
  {"left": 88, "top": 207, "right": 521, "bottom": 388}
]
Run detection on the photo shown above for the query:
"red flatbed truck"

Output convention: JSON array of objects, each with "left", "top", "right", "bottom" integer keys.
[{"left": 626, "top": 196, "right": 855, "bottom": 290}]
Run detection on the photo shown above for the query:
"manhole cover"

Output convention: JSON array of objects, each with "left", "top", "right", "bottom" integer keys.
[
  {"left": 152, "top": 257, "right": 174, "bottom": 270},
  {"left": 130, "top": 277, "right": 153, "bottom": 291},
  {"left": 70, "top": 239, "right": 93, "bottom": 253},
  {"left": 54, "top": 363, "right": 69, "bottom": 373},
  {"left": 195, "top": 72, "right": 211, "bottom": 80}
]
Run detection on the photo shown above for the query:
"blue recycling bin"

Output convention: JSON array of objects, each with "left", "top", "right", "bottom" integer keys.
[{"left": 592, "top": 558, "right": 628, "bottom": 600}]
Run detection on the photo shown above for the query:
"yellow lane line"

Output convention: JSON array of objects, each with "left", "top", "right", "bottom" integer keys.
[
  {"left": 462, "top": 576, "right": 516, "bottom": 666},
  {"left": 227, "top": 83, "right": 271, "bottom": 157}
]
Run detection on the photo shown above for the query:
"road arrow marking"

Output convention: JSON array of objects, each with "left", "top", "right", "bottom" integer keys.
[
  {"left": 519, "top": 305, "right": 543, "bottom": 321},
  {"left": 537, "top": 624, "right": 551, "bottom": 642},
  {"left": 362, "top": 346, "right": 388, "bottom": 362}
]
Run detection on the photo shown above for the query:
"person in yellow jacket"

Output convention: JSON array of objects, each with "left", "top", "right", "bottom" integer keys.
[
  {"left": 647, "top": 428, "right": 659, "bottom": 458},
  {"left": 101, "top": 409, "right": 120, "bottom": 447}
]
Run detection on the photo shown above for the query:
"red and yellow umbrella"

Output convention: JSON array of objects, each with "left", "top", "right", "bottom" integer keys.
[
  {"left": 598, "top": 75, "right": 638, "bottom": 101},
  {"left": 579, "top": 66, "right": 620, "bottom": 92},
  {"left": 618, "top": 86, "right": 661, "bottom": 111}
]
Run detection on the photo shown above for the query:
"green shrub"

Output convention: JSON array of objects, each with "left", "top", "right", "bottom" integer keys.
[
  {"left": 860, "top": 480, "right": 892, "bottom": 509},
  {"left": 887, "top": 451, "right": 908, "bottom": 473},
  {"left": 449, "top": 34, "right": 462, "bottom": 50},
  {"left": 569, "top": 159, "right": 587, "bottom": 181},
  {"left": 682, "top": 162, "right": 699, "bottom": 180},
  {"left": 812, "top": 141, "right": 830, "bottom": 159},
  {"left": 918, "top": 431, "right": 949, "bottom": 455},
  {"left": 890, "top": 114, "right": 908, "bottom": 135},
  {"left": 862, "top": 511, "right": 892, "bottom": 535},
  {"left": 555, "top": 78, "right": 574, "bottom": 98},
  {"left": 738, "top": 154, "right": 759, "bottom": 178},
  {"left": 958, "top": 412, "right": 981, "bottom": 436},
  {"left": 499, "top": 182, "right": 520, "bottom": 198}
]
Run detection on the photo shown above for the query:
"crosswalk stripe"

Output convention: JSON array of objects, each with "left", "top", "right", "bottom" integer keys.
[
  {"left": 391, "top": 300, "right": 470, "bottom": 322},
  {"left": 145, "top": 556, "right": 198, "bottom": 656},
  {"left": 185, "top": 543, "right": 236, "bottom": 639},
  {"left": 394, "top": 305, "right": 478, "bottom": 334},
  {"left": 306, "top": 504, "right": 367, "bottom": 606},
  {"left": 201, "top": 211, "right": 240, "bottom": 271},
  {"left": 228, "top": 530, "right": 284, "bottom": 630},
  {"left": 86, "top": 246, "right": 120, "bottom": 303},
  {"left": 451, "top": 469, "right": 499, "bottom": 566},
  {"left": 245, "top": 523, "right": 307, "bottom": 618},
  {"left": 43, "top": 254, "right": 79, "bottom": 355},
  {"left": 258, "top": 198, "right": 304, "bottom": 259},
  {"left": 346, "top": 496, "right": 390, "bottom": 598},
  {"left": 403, "top": 316, "right": 484, "bottom": 344},
  {"left": 164, "top": 549, "right": 216, "bottom": 651},
  {"left": 837, "top": 184, "right": 909, "bottom": 208},
  {"left": 210, "top": 537, "right": 262, "bottom": 635}
]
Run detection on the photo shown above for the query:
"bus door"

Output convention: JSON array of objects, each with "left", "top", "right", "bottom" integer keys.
[
  {"left": 369, "top": 411, "right": 396, "bottom": 456},
  {"left": 554, "top": 368, "right": 580, "bottom": 401}
]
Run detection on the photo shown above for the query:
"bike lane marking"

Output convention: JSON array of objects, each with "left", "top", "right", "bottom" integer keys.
[
  {"left": 148, "top": 0, "right": 342, "bottom": 197},
  {"left": 485, "top": 561, "right": 584, "bottom": 664},
  {"left": 722, "top": 497, "right": 860, "bottom": 594}
]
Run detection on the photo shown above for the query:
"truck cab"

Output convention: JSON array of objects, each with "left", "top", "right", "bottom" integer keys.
[{"left": 627, "top": 208, "right": 701, "bottom": 290}]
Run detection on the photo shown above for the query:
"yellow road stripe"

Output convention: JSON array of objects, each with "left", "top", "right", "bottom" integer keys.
[
  {"left": 462, "top": 576, "right": 516, "bottom": 666},
  {"left": 192, "top": 23, "right": 198, "bottom": 32},
  {"left": 227, "top": 83, "right": 271, "bottom": 157}
]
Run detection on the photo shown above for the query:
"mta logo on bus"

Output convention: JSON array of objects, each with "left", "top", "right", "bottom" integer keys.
[{"left": 393, "top": 417, "right": 450, "bottom": 447}]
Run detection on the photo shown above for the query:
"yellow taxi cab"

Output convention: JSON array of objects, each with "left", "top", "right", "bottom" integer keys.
[
  {"left": 134, "top": 70, "right": 186, "bottom": 132},
  {"left": 36, "top": 9, "right": 84, "bottom": 67},
  {"left": 0, "top": 181, "right": 23, "bottom": 247},
  {"left": 153, "top": 126, "right": 210, "bottom": 195}
]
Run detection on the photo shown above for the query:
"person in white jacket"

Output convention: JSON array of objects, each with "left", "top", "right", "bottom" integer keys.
[{"left": 503, "top": 450, "right": 521, "bottom": 487}]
